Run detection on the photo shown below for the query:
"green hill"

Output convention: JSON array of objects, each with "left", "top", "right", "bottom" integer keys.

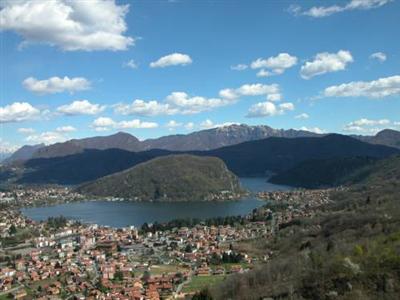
[
  {"left": 269, "top": 156, "right": 378, "bottom": 188},
  {"left": 76, "top": 154, "right": 242, "bottom": 201},
  {"left": 210, "top": 155, "right": 400, "bottom": 299}
]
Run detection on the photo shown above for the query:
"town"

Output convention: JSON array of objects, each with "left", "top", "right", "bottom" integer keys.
[{"left": 0, "top": 186, "right": 338, "bottom": 299}]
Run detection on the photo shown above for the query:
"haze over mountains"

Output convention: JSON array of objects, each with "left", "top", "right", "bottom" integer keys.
[{"left": 4, "top": 124, "right": 400, "bottom": 164}]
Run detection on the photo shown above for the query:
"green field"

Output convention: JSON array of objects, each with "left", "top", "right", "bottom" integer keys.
[
  {"left": 149, "top": 264, "right": 189, "bottom": 275},
  {"left": 182, "top": 275, "right": 226, "bottom": 293}
]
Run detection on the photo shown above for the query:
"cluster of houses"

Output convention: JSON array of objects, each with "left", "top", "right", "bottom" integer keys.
[
  {"left": 0, "top": 209, "right": 264, "bottom": 299},
  {"left": 0, "top": 187, "right": 85, "bottom": 208},
  {"left": 0, "top": 186, "right": 338, "bottom": 299}
]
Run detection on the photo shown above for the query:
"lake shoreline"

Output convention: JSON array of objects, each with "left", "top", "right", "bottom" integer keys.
[{"left": 20, "top": 178, "right": 292, "bottom": 228}]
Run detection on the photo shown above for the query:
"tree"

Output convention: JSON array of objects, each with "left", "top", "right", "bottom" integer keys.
[
  {"left": 8, "top": 225, "right": 17, "bottom": 235},
  {"left": 185, "top": 244, "right": 193, "bottom": 253},
  {"left": 192, "top": 288, "right": 213, "bottom": 300},
  {"left": 142, "top": 270, "right": 151, "bottom": 282},
  {"left": 114, "top": 270, "right": 124, "bottom": 282}
]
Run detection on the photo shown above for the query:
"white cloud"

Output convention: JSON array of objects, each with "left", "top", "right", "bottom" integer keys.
[
  {"left": 56, "top": 126, "right": 76, "bottom": 133},
  {"left": 26, "top": 131, "right": 67, "bottom": 145},
  {"left": 184, "top": 122, "right": 194, "bottom": 130},
  {"left": 92, "top": 117, "right": 116, "bottom": 127},
  {"left": 166, "top": 120, "right": 182, "bottom": 128},
  {"left": 23, "top": 76, "right": 91, "bottom": 95},
  {"left": 349, "top": 118, "right": 390, "bottom": 126},
  {"left": 57, "top": 100, "right": 105, "bottom": 115},
  {"left": 238, "top": 83, "right": 280, "bottom": 96},
  {"left": 91, "top": 117, "right": 158, "bottom": 131},
  {"left": 343, "top": 118, "right": 392, "bottom": 134},
  {"left": 200, "top": 119, "right": 214, "bottom": 129},
  {"left": 123, "top": 59, "right": 138, "bottom": 69},
  {"left": 231, "top": 64, "right": 248, "bottom": 71},
  {"left": 118, "top": 120, "right": 158, "bottom": 129},
  {"left": 266, "top": 93, "right": 282, "bottom": 102},
  {"left": 0, "top": 0, "right": 134, "bottom": 51},
  {"left": 299, "top": 126, "right": 325, "bottom": 134},
  {"left": 323, "top": 75, "right": 400, "bottom": 98},
  {"left": 279, "top": 102, "right": 295, "bottom": 111},
  {"left": 114, "top": 100, "right": 177, "bottom": 117},
  {"left": 220, "top": 83, "right": 281, "bottom": 100},
  {"left": 199, "top": 120, "right": 238, "bottom": 130},
  {"left": 290, "top": 0, "right": 392, "bottom": 18},
  {"left": 300, "top": 50, "right": 353, "bottom": 79},
  {"left": 166, "top": 92, "right": 230, "bottom": 114},
  {"left": 246, "top": 101, "right": 294, "bottom": 118},
  {"left": 256, "top": 69, "right": 272, "bottom": 77},
  {"left": 0, "top": 139, "right": 19, "bottom": 155},
  {"left": 250, "top": 53, "right": 297, "bottom": 76},
  {"left": 18, "top": 127, "right": 35, "bottom": 134},
  {"left": 150, "top": 53, "right": 192, "bottom": 68},
  {"left": 370, "top": 52, "right": 387, "bottom": 62},
  {"left": 295, "top": 113, "right": 310, "bottom": 119},
  {"left": 0, "top": 102, "right": 41, "bottom": 123},
  {"left": 115, "top": 83, "right": 283, "bottom": 117}
]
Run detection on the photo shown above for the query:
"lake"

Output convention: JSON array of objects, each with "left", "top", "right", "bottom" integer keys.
[{"left": 21, "top": 178, "right": 292, "bottom": 228}]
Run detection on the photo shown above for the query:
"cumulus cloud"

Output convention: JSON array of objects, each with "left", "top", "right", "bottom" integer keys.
[
  {"left": 165, "top": 120, "right": 183, "bottom": 128},
  {"left": 230, "top": 64, "right": 248, "bottom": 71},
  {"left": 299, "top": 126, "right": 325, "bottom": 134},
  {"left": 26, "top": 131, "right": 68, "bottom": 145},
  {"left": 266, "top": 93, "right": 282, "bottom": 102},
  {"left": 92, "top": 117, "right": 116, "bottom": 128},
  {"left": 18, "top": 127, "right": 35, "bottom": 134},
  {"left": 166, "top": 92, "right": 231, "bottom": 114},
  {"left": 115, "top": 83, "right": 283, "bottom": 117},
  {"left": 300, "top": 50, "right": 353, "bottom": 79},
  {"left": 295, "top": 113, "right": 310, "bottom": 119},
  {"left": 250, "top": 53, "right": 297, "bottom": 76},
  {"left": 150, "top": 53, "right": 192, "bottom": 68},
  {"left": 256, "top": 69, "right": 272, "bottom": 77},
  {"left": 0, "top": 139, "right": 19, "bottom": 155},
  {"left": 199, "top": 120, "right": 238, "bottom": 130},
  {"left": 56, "top": 126, "right": 76, "bottom": 133},
  {"left": 23, "top": 76, "right": 91, "bottom": 95},
  {"left": 123, "top": 59, "right": 138, "bottom": 69},
  {"left": 323, "top": 75, "right": 400, "bottom": 98},
  {"left": 246, "top": 101, "right": 294, "bottom": 118},
  {"left": 118, "top": 119, "right": 158, "bottom": 129},
  {"left": 0, "top": 102, "right": 41, "bottom": 123},
  {"left": 57, "top": 100, "right": 105, "bottom": 115},
  {"left": 184, "top": 122, "right": 194, "bottom": 130},
  {"left": 220, "top": 83, "right": 281, "bottom": 101},
  {"left": 349, "top": 118, "right": 390, "bottom": 126},
  {"left": 370, "top": 52, "right": 387, "bottom": 62},
  {"left": 343, "top": 118, "right": 391, "bottom": 134},
  {"left": 91, "top": 117, "right": 158, "bottom": 131},
  {"left": 0, "top": 0, "right": 134, "bottom": 51},
  {"left": 289, "top": 0, "right": 392, "bottom": 18},
  {"left": 114, "top": 100, "right": 177, "bottom": 117}
]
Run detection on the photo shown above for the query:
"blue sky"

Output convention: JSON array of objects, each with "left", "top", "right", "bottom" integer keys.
[{"left": 1, "top": 0, "right": 399, "bottom": 153}]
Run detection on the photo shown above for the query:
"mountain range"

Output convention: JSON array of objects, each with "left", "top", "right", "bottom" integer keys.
[
  {"left": 5, "top": 125, "right": 400, "bottom": 165},
  {"left": 5, "top": 124, "right": 322, "bottom": 162},
  {"left": 11, "top": 134, "right": 399, "bottom": 185}
]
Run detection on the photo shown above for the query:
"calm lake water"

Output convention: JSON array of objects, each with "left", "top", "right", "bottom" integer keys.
[{"left": 22, "top": 178, "right": 291, "bottom": 228}]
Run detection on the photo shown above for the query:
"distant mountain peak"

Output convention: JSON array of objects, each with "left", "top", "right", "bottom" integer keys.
[
  {"left": 8, "top": 124, "right": 323, "bottom": 161},
  {"left": 376, "top": 128, "right": 400, "bottom": 137}
]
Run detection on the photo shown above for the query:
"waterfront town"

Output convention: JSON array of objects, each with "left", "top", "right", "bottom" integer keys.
[{"left": 0, "top": 186, "right": 337, "bottom": 299}]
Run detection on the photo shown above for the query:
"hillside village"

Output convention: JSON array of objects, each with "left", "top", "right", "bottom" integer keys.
[{"left": 0, "top": 185, "right": 335, "bottom": 299}]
